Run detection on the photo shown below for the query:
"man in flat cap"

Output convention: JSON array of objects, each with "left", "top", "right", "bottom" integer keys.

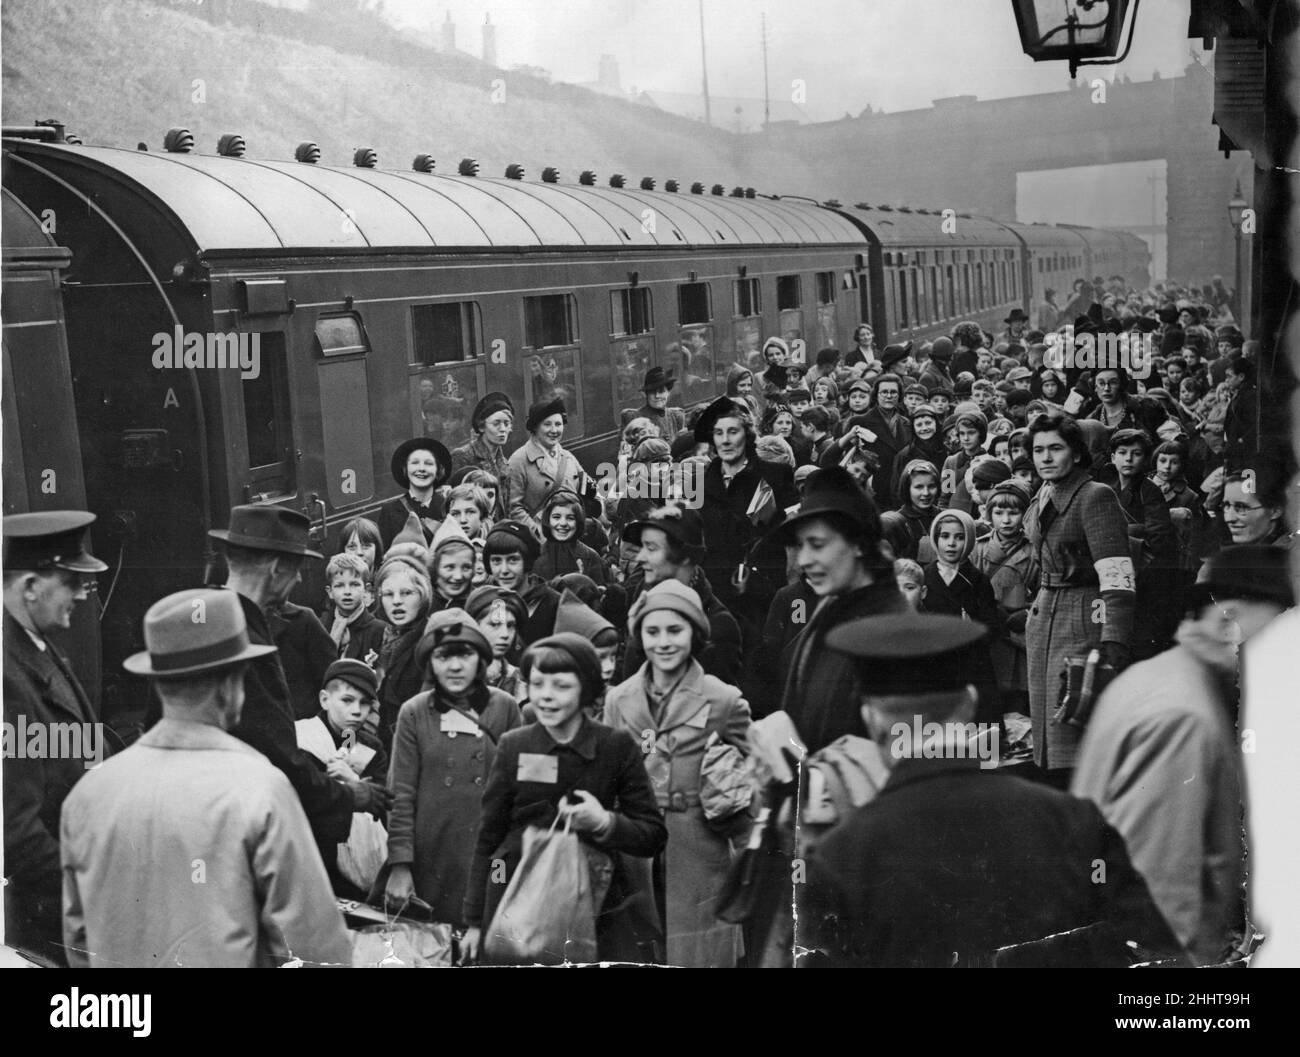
[
  {"left": 798, "top": 612, "right": 1183, "bottom": 967},
  {"left": 209, "top": 506, "right": 390, "bottom": 857},
  {"left": 3, "top": 511, "right": 108, "bottom": 964},
  {"left": 61, "top": 588, "right": 351, "bottom": 967}
]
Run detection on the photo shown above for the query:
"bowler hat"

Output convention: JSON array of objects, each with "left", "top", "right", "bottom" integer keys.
[
  {"left": 209, "top": 505, "right": 323, "bottom": 559},
  {"left": 3, "top": 511, "right": 108, "bottom": 573},
  {"left": 641, "top": 366, "right": 676, "bottom": 393},
  {"left": 124, "top": 588, "right": 277, "bottom": 678},
  {"left": 390, "top": 437, "right": 452, "bottom": 491},
  {"left": 323, "top": 658, "right": 379, "bottom": 701},
  {"left": 1004, "top": 308, "right": 1029, "bottom": 324}
]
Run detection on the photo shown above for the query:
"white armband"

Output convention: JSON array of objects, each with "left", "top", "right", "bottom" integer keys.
[{"left": 1095, "top": 556, "right": 1136, "bottom": 592}]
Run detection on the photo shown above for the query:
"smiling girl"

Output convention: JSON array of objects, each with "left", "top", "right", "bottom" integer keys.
[
  {"left": 461, "top": 633, "right": 667, "bottom": 964},
  {"left": 377, "top": 438, "right": 452, "bottom": 549},
  {"left": 533, "top": 490, "right": 607, "bottom": 586},
  {"left": 506, "top": 398, "right": 588, "bottom": 539},
  {"left": 604, "top": 580, "right": 754, "bottom": 967}
]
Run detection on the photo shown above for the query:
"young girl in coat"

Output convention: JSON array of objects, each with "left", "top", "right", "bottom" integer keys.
[
  {"left": 373, "top": 554, "right": 432, "bottom": 751},
  {"left": 384, "top": 609, "right": 522, "bottom": 927},
  {"left": 465, "top": 584, "right": 527, "bottom": 701},
  {"left": 893, "top": 459, "right": 941, "bottom": 562},
  {"left": 532, "top": 490, "right": 607, "bottom": 586},
  {"left": 603, "top": 580, "right": 755, "bottom": 968},
  {"left": 923, "top": 509, "right": 1001, "bottom": 724},
  {"left": 461, "top": 633, "right": 667, "bottom": 964}
]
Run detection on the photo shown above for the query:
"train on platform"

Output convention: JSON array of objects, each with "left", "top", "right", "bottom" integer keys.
[{"left": 0, "top": 125, "right": 1150, "bottom": 718}]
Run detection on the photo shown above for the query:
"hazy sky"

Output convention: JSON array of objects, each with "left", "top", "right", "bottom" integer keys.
[{"left": 386, "top": 0, "right": 1205, "bottom": 119}]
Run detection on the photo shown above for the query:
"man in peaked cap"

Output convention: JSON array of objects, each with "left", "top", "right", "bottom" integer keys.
[
  {"left": 798, "top": 611, "right": 1183, "bottom": 968},
  {"left": 208, "top": 506, "right": 390, "bottom": 855},
  {"left": 623, "top": 365, "right": 687, "bottom": 441},
  {"left": 60, "top": 588, "right": 351, "bottom": 967},
  {"left": 3, "top": 511, "right": 109, "bottom": 965},
  {"left": 1073, "top": 545, "right": 1294, "bottom": 965}
]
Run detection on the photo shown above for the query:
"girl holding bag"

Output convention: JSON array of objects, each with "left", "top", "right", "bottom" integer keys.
[
  {"left": 603, "top": 580, "right": 755, "bottom": 967},
  {"left": 461, "top": 633, "right": 667, "bottom": 964}
]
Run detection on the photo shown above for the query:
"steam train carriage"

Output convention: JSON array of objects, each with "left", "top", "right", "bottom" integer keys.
[{"left": 1, "top": 130, "right": 1148, "bottom": 719}]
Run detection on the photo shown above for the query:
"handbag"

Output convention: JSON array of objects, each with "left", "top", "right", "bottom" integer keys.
[
  {"left": 484, "top": 813, "right": 599, "bottom": 965},
  {"left": 699, "top": 731, "right": 754, "bottom": 822},
  {"left": 1053, "top": 648, "right": 1118, "bottom": 730}
]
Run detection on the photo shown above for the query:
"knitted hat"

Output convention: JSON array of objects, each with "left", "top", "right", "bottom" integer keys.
[
  {"left": 628, "top": 579, "right": 710, "bottom": 642},
  {"left": 971, "top": 458, "right": 1013, "bottom": 488},
  {"left": 929, "top": 337, "right": 954, "bottom": 362},
  {"left": 390, "top": 510, "right": 430, "bottom": 552},
  {"left": 986, "top": 479, "right": 1031, "bottom": 510},
  {"left": 429, "top": 516, "right": 475, "bottom": 564},
  {"left": 523, "top": 632, "right": 605, "bottom": 703},
  {"left": 554, "top": 588, "right": 617, "bottom": 642},
  {"left": 633, "top": 437, "right": 672, "bottom": 463},
  {"left": 929, "top": 509, "right": 977, "bottom": 563}
]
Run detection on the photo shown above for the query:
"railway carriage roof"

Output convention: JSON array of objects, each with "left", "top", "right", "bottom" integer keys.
[
  {"left": 839, "top": 205, "right": 1021, "bottom": 248},
  {"left": 998, "top": 221, "right": 1092, "bottom": 251},
  {"left": 3, "top": 142, "right": 864, "bottom": 251}
]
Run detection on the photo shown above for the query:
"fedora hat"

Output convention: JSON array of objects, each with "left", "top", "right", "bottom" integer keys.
[
  {"left": 642, "top": 366, "right": 676, "bottom": 393},
  {"left": 124, "top": 588, "right": 277, "bottom": 678},
  {"left": 390, "top": 437, "right": 452, "bottom": 490},
  {"left": 1004, "top": 308, "right": 1029, "bottom": 324},
  {"left": 209, "top": 505, "right": 323, "bottom": 559},
  {"left": 773, "top": 465, "right": 881, "bottom": 547}
]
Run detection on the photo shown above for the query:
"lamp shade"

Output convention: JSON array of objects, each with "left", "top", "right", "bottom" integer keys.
[{"left": 1012, "top": 0, "right": 1131, "bottom": 68}]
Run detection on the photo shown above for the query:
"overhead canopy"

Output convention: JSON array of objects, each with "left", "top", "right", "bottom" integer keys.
[{"left": 2, "top": 141, "right": 864, "bottom": 253}]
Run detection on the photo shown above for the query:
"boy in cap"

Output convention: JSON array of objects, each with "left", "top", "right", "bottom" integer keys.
[
  {"left": 62, "top": 589, "right": 351, "bottom": 967},
  {"left": 799, "top": 612, "right": 1183, "bottom": 968},
  {"left": 1074, "top": 546, "right": 1293, "bottom": 965},
  {"left": 3, "top": 511, "right": 108, "bottom": 965}
]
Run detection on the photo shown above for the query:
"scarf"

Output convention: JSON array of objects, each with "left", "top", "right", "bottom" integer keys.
[{"left": 329, "top": 605, "right": 368, "bottom": 650}]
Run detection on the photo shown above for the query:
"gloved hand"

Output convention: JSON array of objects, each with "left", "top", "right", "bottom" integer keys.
[
  {"left": 1099, "top": 642, "right": 1130, "bottom": 671},
  {"left": 350, "top": 779, "right": 394, "bottom": 816}
]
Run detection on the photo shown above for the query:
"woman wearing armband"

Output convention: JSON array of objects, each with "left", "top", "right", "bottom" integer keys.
[{"left": 1024, "top": 413, "right": 1136, "bottom": 788}]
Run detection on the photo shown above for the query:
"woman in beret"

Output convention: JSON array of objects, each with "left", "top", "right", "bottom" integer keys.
[
  {"left": 505, "top": 398, "right": 588, "bottom": 540},
  {"left": 377, "top": 437, "right": 452, "bottom": 549},
  {"left": 450, "top": 392, "right": 515, "bottom": 519}
]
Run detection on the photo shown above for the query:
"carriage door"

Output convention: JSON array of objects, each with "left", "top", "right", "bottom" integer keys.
[
  {"left": 239, "top": 330, "right": 296, "bottom": 502},
  {"left": 776, "top": 274, "right": 804, "bottom": 364}
]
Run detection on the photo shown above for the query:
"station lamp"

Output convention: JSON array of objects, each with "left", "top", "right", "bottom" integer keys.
[{"left": 1011, "top": 0, "right": 1136, "bottom": 78}]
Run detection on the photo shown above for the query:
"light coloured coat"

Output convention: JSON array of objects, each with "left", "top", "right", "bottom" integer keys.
[
  {"left": 505, "top": 437, "right": 586, "bottom": 538},
  {"left": 604, "top": 660, "right": 752, "bottom": 967},
  {"left": 60, "top": 718, "right": 351, "bottom": 968}
]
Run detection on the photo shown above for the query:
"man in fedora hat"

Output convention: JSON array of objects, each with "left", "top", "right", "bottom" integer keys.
[
  {"left": 61, "top": 589, "right": 352, "bottom": 967},
  {"left": 799, "top": 612, "right": 1182, "bottom": 967},
  {"left": 998, "top": 308, "right": 1030, "bottom": 347},
  {"left": 3, "top": 511, "right": 109, "bottom": 965},
  {"left": 623, "top": 366, "right": 687, "bottom": 441},
  {"left": 1073, "top": 545, "right": 1294, "bottom": 965},
  {"left": 210, "top": 506, "right": 390, "bottom": 852}
]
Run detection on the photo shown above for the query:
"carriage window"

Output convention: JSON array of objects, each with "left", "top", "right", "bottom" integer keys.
[
  {"left": 929, "top": 267, "right": 940, "bottom": 322},
  {"left": 525, "top": 348, "right": 584, "bottom": 438},
  {"left": 318, "top": 360, "right": 374, "bottom": 506},
  {"left": 242, "top": 332, "right": 295, "bottom": 497},
  {"left": 733, "top": 277, "right": 762, "bottom": 318},
  {"left": 410, "top": 366, "right": 483, "bottom": 448},
  {"left": 610, "top": 287, "right": 654, "bottom": 337},
  {"left": 777, "top": 275, "right": 802, "bottom": 311},
  {"left": 962, "top": 264, "right": 972, "bottom": 312},
  {"left": 411, "top": 302, "right": 482, "bottom": 366},
  {"left": 314, "top": 314, "right": 369, "bottom": 358},
  {"left": 945, "top": 265, "right": 957, "bottom": 318},
  {"left": 816, "top": 271, "right": 836, "bottom": 305},
  {"left": 678, "top": 282, "right": 712, "bottom": 324},
  {"left": 666, "top": 325, "right": 716, "bottom": 405},
  {"left": 524, "top": 293, "right": 579, "bottom": 349}
]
